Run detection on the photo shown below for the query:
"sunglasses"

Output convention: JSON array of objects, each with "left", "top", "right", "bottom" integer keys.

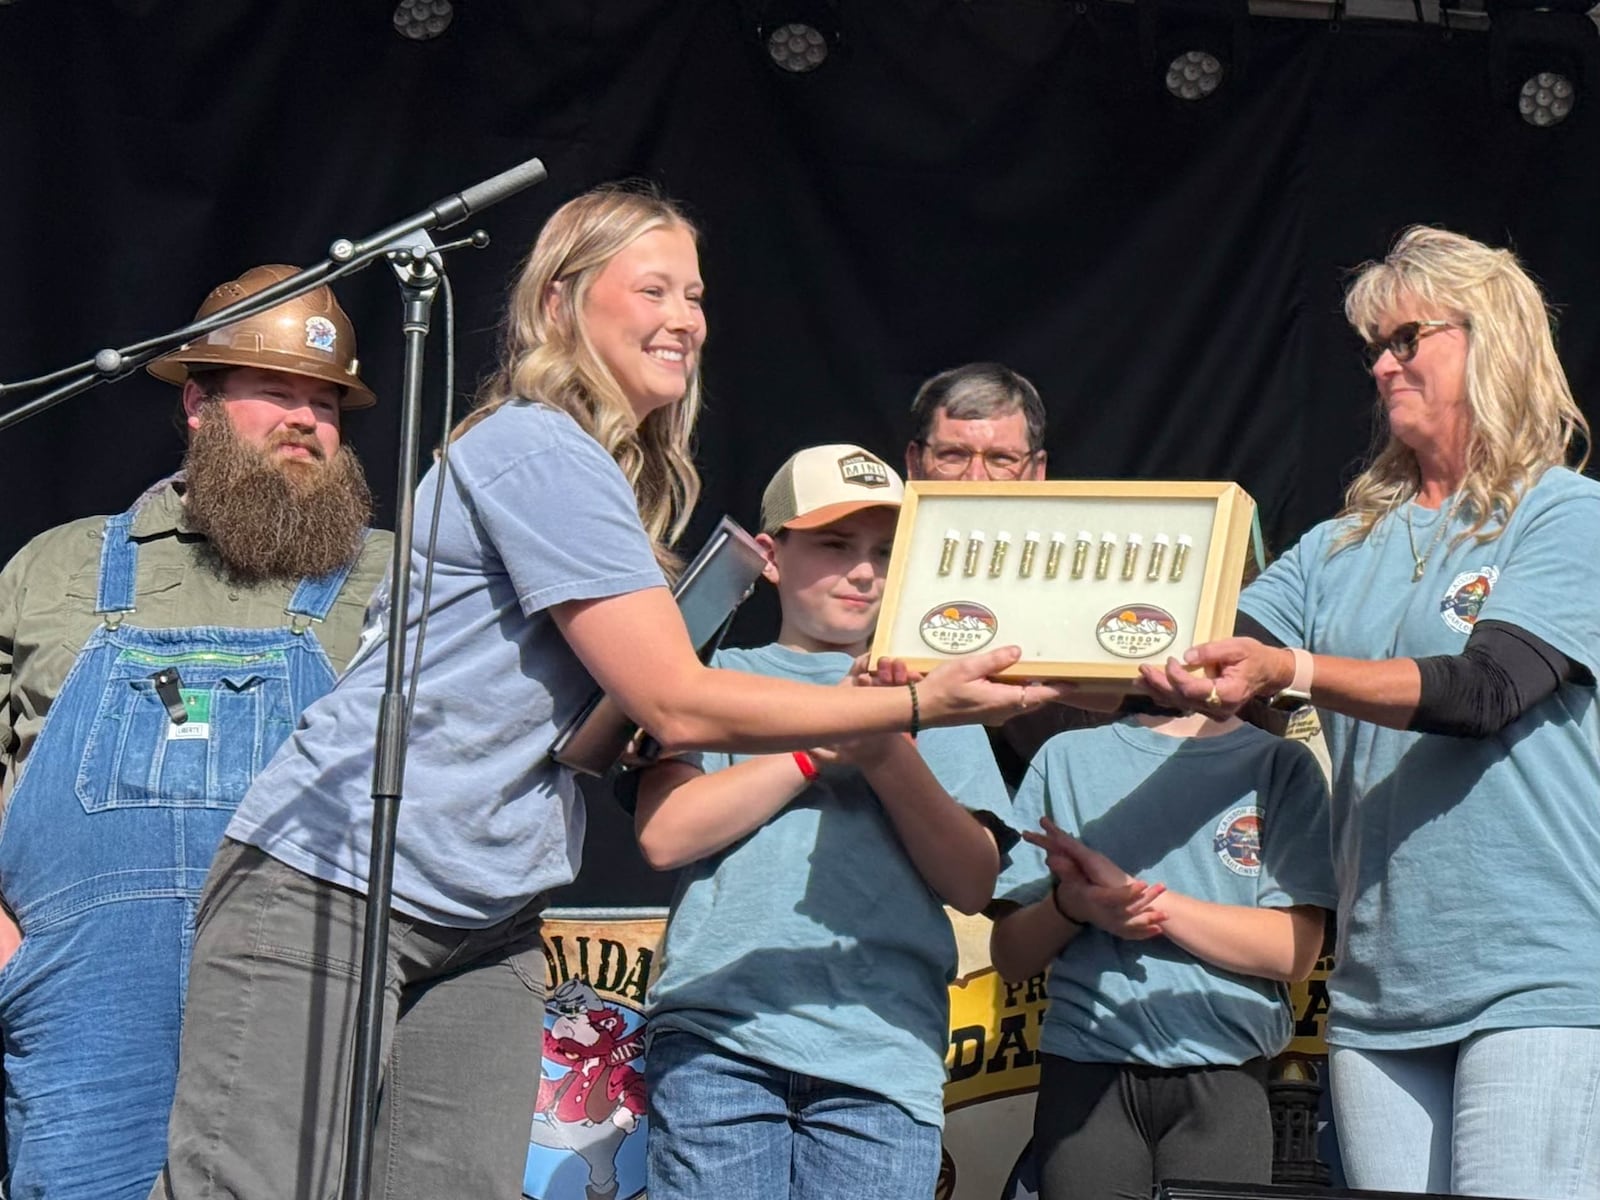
[{"left": 1362, "top": 320, "right": 1459, "bottom": 368}]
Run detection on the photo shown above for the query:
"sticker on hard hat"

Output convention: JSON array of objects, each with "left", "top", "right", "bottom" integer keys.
[{"left": 304, "top": 316, "right": 338, "bottom": 353}]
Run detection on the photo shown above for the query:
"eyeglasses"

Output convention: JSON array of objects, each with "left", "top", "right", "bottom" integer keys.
[
  {"left": 917, "top": 441, "right": 1037, "bottom": 479},
  {"left": 1362, "top": 320, "right": 1459, "bottom": 369}
]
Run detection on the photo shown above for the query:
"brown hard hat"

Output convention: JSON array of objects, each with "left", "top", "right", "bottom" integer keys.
[{"left": 147, "top": 264, "right": 377, "bottom": 409}]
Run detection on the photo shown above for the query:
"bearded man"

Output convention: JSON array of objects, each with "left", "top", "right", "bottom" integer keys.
[{"left": 0, "top": 265, "right": 391, "bottom": 1200}]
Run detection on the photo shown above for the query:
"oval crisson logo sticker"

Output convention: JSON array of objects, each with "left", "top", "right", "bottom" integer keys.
[
  {"left": 919, "top": 602, "right": 998, "bottom": 655},
  {"left": 1095, "top": 604, "right": 1178, "bottom": 659}
]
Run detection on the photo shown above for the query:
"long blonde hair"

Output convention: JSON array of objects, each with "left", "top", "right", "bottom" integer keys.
[
  {"left": 1338, "top": 225, "right": 1589, "bottom": 548},
  {"left": 455, "top": 183, "right": 703, "bottom": 571}
]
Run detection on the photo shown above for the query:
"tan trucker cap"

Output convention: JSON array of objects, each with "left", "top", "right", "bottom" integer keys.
[{"left": 760, "top": 443, "right": 905, "bottom": 535}]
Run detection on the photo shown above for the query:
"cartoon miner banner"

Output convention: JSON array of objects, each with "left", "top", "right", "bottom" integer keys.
[{"left": 523, "top": 910, "right": 1341, "bottom": 1200}]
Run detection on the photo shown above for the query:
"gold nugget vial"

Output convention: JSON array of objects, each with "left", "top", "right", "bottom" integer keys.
[
  {"left": 1121, "top": 533, "right": 1143, "bottom": 581},
  {"left": 1171, "top": 534, "right": 1193, "bottom": 582},
  {"left": 1095, "top": 532, "right": 1116, "bottom": 580},
  {"left": 938, "top": 529, "right": 960, "bottom": 576},
  {"left": 989, "top": 531, "right": 1011, "bottom": 578},
  {"left": 1019, "top": 531, "right": 1040, "bottom": 578},
  {"left": 1071, "top": 531, "right": 1091, "bottom": 580},
  {"left": 964, "top": 532, "right": 985, "bottom": 577},
  {"left": 1148, "top": 534, "right": 1170, "bottom": 581},
  {"left": 1046, "top": 532, "right": 1068, "bottom": 579}
]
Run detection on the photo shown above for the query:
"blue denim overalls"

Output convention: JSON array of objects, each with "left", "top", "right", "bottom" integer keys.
[{"left": 0, "top": 493, "right": 361, "bottom": 1200}]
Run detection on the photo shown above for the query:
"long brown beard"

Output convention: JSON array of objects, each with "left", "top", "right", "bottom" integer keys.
[{"left": 183, "top": 406, "right": 374, "bottom": 584}]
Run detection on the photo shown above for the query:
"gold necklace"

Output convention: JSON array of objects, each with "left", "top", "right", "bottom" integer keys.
[{"left": 1403, "top": 494, "right": 1463, "bottom": 583}]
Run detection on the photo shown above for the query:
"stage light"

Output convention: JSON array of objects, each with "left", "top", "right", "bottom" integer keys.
[
  {"left": 394, "top": 0, "right": 453, "bottom": 41},
  {"left": 766, "top": 22, "right": 830, "bottom": 72},
  {"left": 753, "top": 0, "right": 841, "bottom": 74},
  {"left": 1166, "top": 50, "right": 1226, "bottom": 99},
  {"left": 1139, "top": 0, "right": 1248, "bottom": 103},
  {"left": 1518, "top": 71, "right": 1577, "bottom": 124},
  {"left": 1487, "top": 0, "right": 1596, "bottom": 128}
]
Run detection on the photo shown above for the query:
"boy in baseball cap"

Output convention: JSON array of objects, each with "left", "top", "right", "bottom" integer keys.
[{"left": 632, "top": 444, "right": 1014, "bottom": 1200}]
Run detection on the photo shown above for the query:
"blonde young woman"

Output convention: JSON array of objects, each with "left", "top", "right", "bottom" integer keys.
[
  {"left": 151, "top": 185, "right": 1059, "bottom": 1200},
  {"left": 1144, "top": 227, "right": 1599, "bottom": 1200}
]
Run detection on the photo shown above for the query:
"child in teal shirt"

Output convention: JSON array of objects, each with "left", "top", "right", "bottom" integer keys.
[
  {"left": 990, "top": 707, "right": 1335, "bottom": 1199},
  {"left": 634, "top": 444, "right": 1014, "bottom": 1200}
]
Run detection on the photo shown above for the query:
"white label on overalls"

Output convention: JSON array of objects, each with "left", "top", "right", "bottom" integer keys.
[{"left": 167, "top": 689, "right": 213, "bottom": 741}]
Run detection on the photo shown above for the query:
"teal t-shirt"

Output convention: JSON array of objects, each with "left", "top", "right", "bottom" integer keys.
[
  {"left": 645, "top": 643, "right": 1013, "bottom": 1128},
  {"left": 997, "top": 719, "right": 1334, "bottom": 1067},
  {"left": 1240, "top": 466, "right": 1600, "bottom": 1049}
]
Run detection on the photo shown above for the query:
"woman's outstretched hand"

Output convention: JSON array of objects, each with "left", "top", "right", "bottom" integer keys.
[
  {"left": 1138, "top": 637, "right": 1292, "bottom": 718},
  {"left": 856, "top": 646, "right": 1079, "bottom": 727}
]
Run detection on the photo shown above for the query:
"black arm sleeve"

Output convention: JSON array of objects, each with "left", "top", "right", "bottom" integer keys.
[
  {"left": 1410, "top": 619, "right": 1587, "bottom": 738},
  {"left": 1234, "top": 612, "right": 1286, "bottom": 648}
]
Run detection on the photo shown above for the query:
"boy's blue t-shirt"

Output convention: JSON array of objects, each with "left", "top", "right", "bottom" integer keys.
[
  {"left": 1239, "top": 466, "right": 1600, "bottom": 1049},
  {"left": 229, "top": 403, "right": 665, "bottom": 926},
  {"left": 997, "top": 718, "right": 1335, "bottom": 1068},
  {"left": 646, "top": 642, "right": 1013, "bottom": 1128}
]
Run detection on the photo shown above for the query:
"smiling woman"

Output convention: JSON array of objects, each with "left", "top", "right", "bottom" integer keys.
[
  {"left": 1143, "top": 225, "right": 1600, "bottom": 1200},
  {"left": 151, "top": 183, "right": 1067, "bottom": 1200},
  {"left": 578, "top": 224, "right": 705, "bottom": 425}
]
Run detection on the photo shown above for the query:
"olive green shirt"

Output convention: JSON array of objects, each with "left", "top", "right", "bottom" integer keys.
[{"left": 0, "top": 480, "right": 391, "bottom": 812}]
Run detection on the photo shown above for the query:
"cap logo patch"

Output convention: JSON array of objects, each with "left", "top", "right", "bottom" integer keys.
[
  {"left": 304, "top": 316, "right": 338, "bottom": 354},
  {"left": 838, "top": 452, "right": 890, "bottom": 489}
]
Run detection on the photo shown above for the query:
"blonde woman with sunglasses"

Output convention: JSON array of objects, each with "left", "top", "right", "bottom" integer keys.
[{"left": 1143, "top": 226, "right": 1597, "bottom": 1200}]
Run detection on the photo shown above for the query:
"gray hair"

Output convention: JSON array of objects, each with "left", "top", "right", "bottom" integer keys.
[{"left": 908, "top": 362, "right": 1046, "bottom": 452}]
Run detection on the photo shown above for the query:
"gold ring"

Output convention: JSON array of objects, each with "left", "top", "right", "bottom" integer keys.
[{"left": 1205, "top": 685, "right": 1221, "bottom": 707}]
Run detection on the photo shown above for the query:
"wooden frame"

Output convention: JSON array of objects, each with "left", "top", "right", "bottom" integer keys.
[{"left": 869, "top": 480, "right": 1255, "bottom": 685}]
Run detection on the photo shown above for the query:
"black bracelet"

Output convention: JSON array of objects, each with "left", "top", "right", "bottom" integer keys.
[{"left": 907, "top": 681, "right": 920, "bottom": 738}]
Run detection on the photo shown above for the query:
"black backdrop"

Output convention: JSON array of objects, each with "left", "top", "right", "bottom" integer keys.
[{"left": 3, "top": 1, "right": 1598, "bottom": 903}]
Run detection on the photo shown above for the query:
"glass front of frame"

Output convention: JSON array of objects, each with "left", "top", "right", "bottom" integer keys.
[{"left": 870, "top": 482, "right": 1254, "bottom": 684}]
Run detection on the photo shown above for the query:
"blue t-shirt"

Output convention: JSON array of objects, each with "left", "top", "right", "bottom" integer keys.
[
  {"left": 229, "top": 403, "right": 665, "bottom": 926},
  {"left": 1240, "top": 466, "right": 1600, "bottom": 1049},
  {"left": 646, "top": 643, "right": 1013, "bottom": 1128},
  {"left": 997, "top": 719, "right": 1335, "bottom": 1067}
]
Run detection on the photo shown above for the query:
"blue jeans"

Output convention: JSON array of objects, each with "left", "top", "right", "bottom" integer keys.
[
  {"left": 1331, "top": 1027, "right": 1600, "bottom": 1199},
  {"left": 645, "top": 1030, "right": 941, "bottom": 1200}
]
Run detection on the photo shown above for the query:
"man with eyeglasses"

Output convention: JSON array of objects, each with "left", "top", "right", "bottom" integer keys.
[
  {"left": 903, "top": 362, "right": 1048, "bottom": 484},
  {"left": 902, "top": 363, "right": 1112, "bottom": 789}
]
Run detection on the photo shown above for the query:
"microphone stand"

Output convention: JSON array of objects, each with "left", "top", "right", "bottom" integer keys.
[
  {"left": 341, "top": 245, "right": 438, "bottom": 1200},
  {"left": 0, "top": 156, "right": 549, "bottom": 1200}
]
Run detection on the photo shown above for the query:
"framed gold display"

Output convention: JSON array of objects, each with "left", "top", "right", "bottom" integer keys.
[{"left": 869, "top": 481, "right": 1256, "bottom": 685}]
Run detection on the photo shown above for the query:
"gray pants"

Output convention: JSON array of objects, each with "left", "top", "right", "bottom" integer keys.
[
  {"left": 1033, "top": 1053, "right": 1272, "bottom": 1200},
  {"left": 152, "top": 839, "right": 547, "bottom": 1200}
]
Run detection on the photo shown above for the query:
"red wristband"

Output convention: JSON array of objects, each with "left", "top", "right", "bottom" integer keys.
[{"left": 793, "top": 750, "right": 820, "bottom": 781}]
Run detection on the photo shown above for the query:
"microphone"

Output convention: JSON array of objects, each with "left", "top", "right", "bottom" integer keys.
[
  {"left": 330, "top": 156, "right": 546, "bottom": 263},
  {"left": 439, "top": 157, "right": 548, "bottom": 227}
]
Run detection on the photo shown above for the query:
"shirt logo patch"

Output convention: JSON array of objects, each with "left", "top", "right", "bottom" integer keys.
[
  {"left": 837, "top": 451, "right": 890, "bottom": 488},
  {"left": 1213, "top": 805, "right": 1263, "bottom": 877},
  {"left": 1439, "top": 566, "right": 1499, "bottom": 635}
]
